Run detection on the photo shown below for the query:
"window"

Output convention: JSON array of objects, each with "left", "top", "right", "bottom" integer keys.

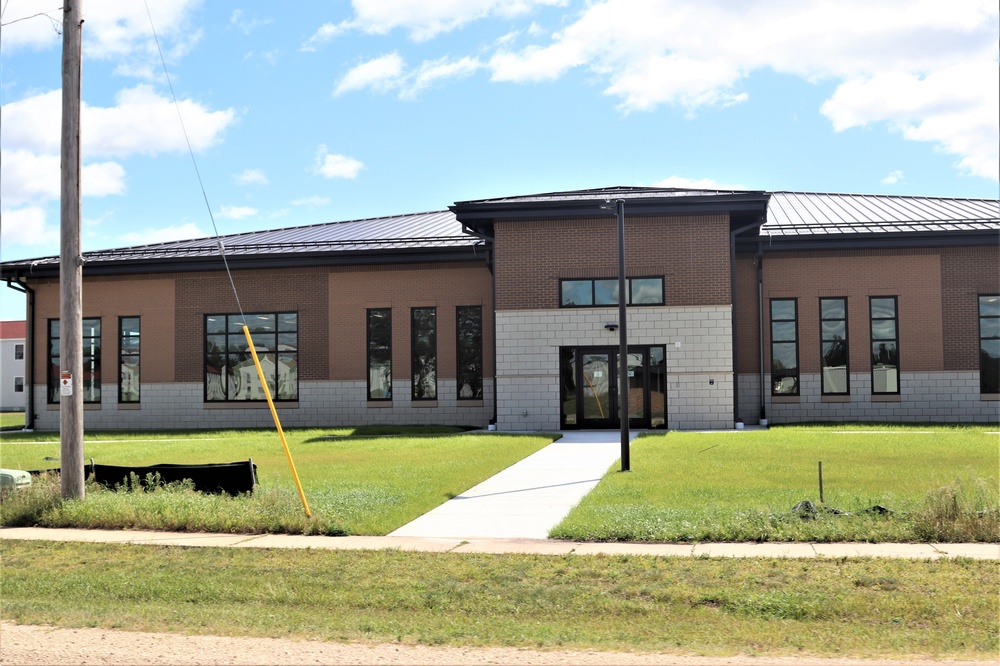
[
  {"left": 820, "top": 298, "right": 849, "bottom": 394},
  {"left": 47, "top": 318, "right": 102, "bottom": 404},
  {"left": 560, "top": 277, "right": 664, "bottom": 307},
  {"left": 204, "top": 313, "right": 298, "bottom": 402},
  {"left": 979, "top": 295, "right": 1000, "bottom": 394},
  {"left": 14, "top": 377, "right": 24, "bottom": 393},
  {"left": 870, "top": 297, "right": 899, "bottom": 394},
  {"left": 14, "top": 344, "right": 24, "bottom": 360},
  {"left": 411, "top": 307, "right": 437, "bottom": 400},
  {"left": 770, "top": 299, "right": 799, "bottom": 395},
  {"left": 119, "top": 317, "right": 140, "bottom": 403},
  {"left": 456, "top": 306, "right": 483, "bottom": 399},
  {"left": 367, "top": 309, "right": 391, "bottom": 400}
]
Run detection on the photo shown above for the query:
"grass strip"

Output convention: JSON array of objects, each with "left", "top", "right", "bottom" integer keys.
[
  {"left": 1, "top": 540, "right": 997, "bottom": 659},
  {"left": 552, "top": 425, "right": 999, "bottom": 543}
]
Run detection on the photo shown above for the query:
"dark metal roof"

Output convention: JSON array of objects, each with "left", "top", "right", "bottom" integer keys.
[
  {"left": 455, "top": 185, "right": 764, "bottom": 205},
  {"left": 1, "top": 210, "right": 484, "bottom": 277},
  {"left": 763, "top": 192, "right": 1000, "bottom": 236}
]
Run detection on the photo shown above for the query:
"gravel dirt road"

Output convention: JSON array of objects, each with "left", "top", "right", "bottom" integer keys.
[{"left": 1, "top": 623, "right": 995, "bottom": 666}]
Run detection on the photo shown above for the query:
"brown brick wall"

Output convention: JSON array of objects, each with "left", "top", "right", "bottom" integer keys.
[
  {"left": 742, "top": 249, "right": 946, "bottom": 374},
  {"left": 494, "top": 214, "right": 731, "bottom": 311},
  {"left": 31, "top": 274, "right": 176, "bottom": 383},
  {"left": 941, "top": 246, "right": 1000, "bottom": 370},
  {"left": 325, "top": 263, "right": 494, "bottom": 381},
  {"left": 733, "top": 254, "right": 761, "bottom": 374}
]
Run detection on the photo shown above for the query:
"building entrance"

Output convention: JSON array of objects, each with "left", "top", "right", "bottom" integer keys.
[{"left": 560, "top": 345, "right": 666, "bottom": 429}]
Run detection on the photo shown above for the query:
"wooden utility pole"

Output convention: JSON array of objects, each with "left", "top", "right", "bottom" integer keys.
[{"left": 60, "top": 0, "right": 84, "bottom": 499}]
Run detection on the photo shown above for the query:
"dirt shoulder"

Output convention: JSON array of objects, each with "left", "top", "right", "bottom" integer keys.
[{"left": 2, "top": 623, "right": 995, "bottom": 666}]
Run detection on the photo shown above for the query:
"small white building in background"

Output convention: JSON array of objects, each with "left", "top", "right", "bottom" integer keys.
[{"left": 0, "top": 321, "right": 26, "bottom": 412}]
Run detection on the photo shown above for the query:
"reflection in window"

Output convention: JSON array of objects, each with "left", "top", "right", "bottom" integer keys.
[
  {"left": 47, "top": 318, "right": 102, "bottom": 404},
  {"left": 456, "top": 306, "right": 483, "bottom": 399},
  {"left": 14, "top": 377, "right": 24, "bottom": 393},
  {"left": 560, "top": 277, "right": 664, "bottom": 307},
  {"left": 870, "top": 297, "right": 899, "bottom": 394},
  {"left": 649, "top": 346, "right": 666, "bottom": 427},
  {"left": 411, "top": 307, "right": 437, "bottom": 400},
  {"left": 979, "top": 295, "right": 1000, "bottom": 394},
  {"left": 119, "top": 317, "right": 140, "bottom": 403},
  {"left": 204, "top": 313, "right": 298, "bottom": 402},
  {"left": 367, "top": 309, "right": 391, "bottom": 400},
  {"left": 770, "top": 299, "right": 799, "bottom": 395},
  {"left": 820, "top": 298, "right": 849, "bottom": 394},
  {"left": 14, "top": 344, "right": 23, "bottom": 360}
]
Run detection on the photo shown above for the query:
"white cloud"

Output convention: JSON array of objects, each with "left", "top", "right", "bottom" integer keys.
[
  {"left": 217, "top": 206, "right": 258, "bottom": 220},
  {"left": 0, "top": 206, "right": 57, "bottom": 249},
  {"left": 117, "top": 223, "right": 206, "bottom": 246},
  {"left": 291, "top": 196, "right": 331, "bottom": 207},
  {"left": 230, "top": 9, "right": 272, "bottom": 35},
  {"left": 314, "top": 146, "right": 365, "bottom": 179},
  {"left": 335, "top": 53, "right": 406, "bottom": 95},
  {"left": 484, "top": 0, "right": 999, "bottom": 180},
  {"left": 341, "top": 0, "right": 565, "bottom": 42},
  {"left": 235, "top": 169, "right": 269, "bottom": 186},
  {"left": 301, "top": 21, "right": 349, "bottom": 51},
  {"left": 653, "top": 176, "right": 748, "bottom": 191},
  {"left": 0, "top": 150, "right": 125, "bottom": 204},
  {"left": 0, "top": 1, "right": 63, "bottom": 53},
  {"left": 880, "top": 170, "right": 905, "bottom": 185}
]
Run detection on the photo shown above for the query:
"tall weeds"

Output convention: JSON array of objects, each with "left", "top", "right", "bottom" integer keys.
[{"left": 911, "top": 475, "right": 999, "bottom": 542}]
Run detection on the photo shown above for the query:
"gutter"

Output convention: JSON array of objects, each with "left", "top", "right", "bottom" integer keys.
[{"left": 4, "top": 279, "right": 35, "bottom": 430}]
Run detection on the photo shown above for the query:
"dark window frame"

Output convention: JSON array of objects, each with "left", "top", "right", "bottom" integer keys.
[
  {"left": 456, "top": 305, "right": 483, "bottom": 400},
  {"left": 770, "top": 298, "right": 799, "bottom": 396},
  {"left": 14, "top": 376, "right": 24, "bottom": 393},
  {"left": 14, "top": 343, "right": 24, "bottom": 360},
  {"left": 869, "top": 296, "right": 900, "bottom": 395},
  {"left": 47, "top": 317, "right": 102, "bottom": 404},
  {"left": 979, "top": 294, "right": 1000, "bottom": 394},
  {"left": 411, "top": 307, "right": 437, "bottom": 401},
  {"left": 559, "top": 276, "right": 665, "bottom": 308},
  {"left": 819, "top": 297, "right": 849, "bottom": 395},
  {"left": 367, "top": 308, "right": 392, "bottom": 401},
  {"left": 118, "top": 316, "right": 140, "bottom": 403},
  {"left": 203, "top": 312, "right": 298, "bottom": 403}
]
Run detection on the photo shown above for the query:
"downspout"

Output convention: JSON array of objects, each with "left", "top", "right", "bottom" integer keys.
[
  {"left": 729, "top": 219, "right": 762, "bottom": 426},
  {"left": 757, "top": 242, "right": 766, "bottom": 423},
  {"left": 5, "top": 279, "right": 35, "bottom": 430}
]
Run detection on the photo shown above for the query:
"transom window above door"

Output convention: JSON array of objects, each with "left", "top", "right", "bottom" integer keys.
[{"left": 560, "top": 277, "right": 664, "bottom": 307}]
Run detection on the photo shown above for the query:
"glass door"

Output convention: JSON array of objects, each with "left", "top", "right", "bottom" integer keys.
[{"left": 580, "top": 351, "right": 614, "bottom": 428}]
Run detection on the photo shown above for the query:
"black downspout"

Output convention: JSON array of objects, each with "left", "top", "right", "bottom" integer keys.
[
  {"left": 5, "top": 279, "right": 35, "bottom": 430},
  {"left": 757, "top": 242, "right": 766, "bottom": 423},
  {"left": 730, "top": 220, "right": 762, "bottom": 426}
]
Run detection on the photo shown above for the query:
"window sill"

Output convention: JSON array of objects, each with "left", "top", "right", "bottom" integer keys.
[
  {"left": 457, "top": 400, "right": 485, "bottom": 407},
  {"left": 980, "top": 393, "right": 1000, "bottom": 402},
  {"left": 412, "top": 401, "right": 438, "bottom": 408},
  {"left": 771, "top": 396, "right": 800, "bottom": 403},
  {"left": 117, "top": 403, "right": 141, "bottom": 410},
  {"left": 870, "top": 394, "right": 901, "bottom": 402},
  {"left": 821, "top": 395, "right": 851, "bottom": 403},
  {"left": 367, "top": 401, "right": 393, "bottom": 408},
  {"left": 47, "top": 403, "right": 103, "bottom": 410},
  {"left": 204, "top": 402, "right": 299, "bottom": 409}
]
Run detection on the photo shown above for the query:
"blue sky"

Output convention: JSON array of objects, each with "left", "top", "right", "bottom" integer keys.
[{"left": 1, "top": 0, "right": 998, "bottom": 321}]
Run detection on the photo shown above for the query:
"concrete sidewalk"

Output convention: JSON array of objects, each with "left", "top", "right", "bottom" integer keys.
[
  {"left": 1, "top": 527, "right": 996, "bottom": 559},
  {"left": 390, "top": 430, "right": 630, "bottom": 539}
]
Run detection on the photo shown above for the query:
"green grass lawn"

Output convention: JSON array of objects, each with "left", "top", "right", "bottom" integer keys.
[
  {"left": 2, "top": 540, "right": 997, "bottom": 659},
  {"left": 552, "top": 425, "right": 999, "bottom": 543},
  {"left": 0, "top": 412, "right": 25, "bottom": 430},
  {"left": 0, "top": 427, "right": 553, "bottom": 535}
]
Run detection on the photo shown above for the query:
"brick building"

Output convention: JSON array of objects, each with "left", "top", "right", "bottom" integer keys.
[{"left": 2, "top": 187, "right": 998, "bottom": 431}]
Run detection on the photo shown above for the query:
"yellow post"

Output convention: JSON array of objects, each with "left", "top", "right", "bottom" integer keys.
[{"left": 243, "top": 325, "right": 311, "bottom": 517}]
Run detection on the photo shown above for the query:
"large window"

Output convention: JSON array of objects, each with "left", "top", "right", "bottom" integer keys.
[
  {"left": 560, "top": 277, "right": 664, "bottom": 307},
  {"left": 820, "top": 298, "right": 849, "bottom": 395},
  {"left": 456, "top": 306, "right": 483, "bottom": 400},
  {"left": 367, "top": 309, "right": 391, "bottom": 400},
  {"left": 411, "top": 307, "right": 437, "bottom": 400},
  {"left": 870, "top": 297, "right": 899, "bottom": 394},
  {"left": 204, "top": 313, "right": 298, "bottom": 402},
  {"left": 770, "top": 299, "right": 799, "bottom": 395},
  {"left": 48, "top": 317, "right": 102, "bottom": 404},
  {"left": 980, "top": 295, "right": 1000, "bottom": 394},
  {"left": 119, "top": 316, "right": 140, "bottom": 403}
]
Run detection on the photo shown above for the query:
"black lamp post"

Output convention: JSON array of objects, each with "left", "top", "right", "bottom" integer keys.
[{"left": 602, "top": 199, "right": 630, "bottom": 472}]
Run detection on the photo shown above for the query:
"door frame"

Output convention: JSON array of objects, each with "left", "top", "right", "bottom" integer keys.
[{"left": 560, "top": 345, "right": 666, "bottom": 430}]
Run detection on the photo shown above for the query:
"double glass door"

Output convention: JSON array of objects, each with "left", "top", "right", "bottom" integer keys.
[{"left": 561, "top": 345, "right": 666, "bottom": 429}]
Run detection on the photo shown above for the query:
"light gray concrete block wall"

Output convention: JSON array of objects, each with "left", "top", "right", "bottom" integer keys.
[
  {"left": 29, "top": 381, "right": 494, "bottom": 431},
  {"left": 737, "top": 372, "right": 999, "bottom": 424},
  {"left": 495, "top": 306, "right": 735, "bottom": 432}
]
